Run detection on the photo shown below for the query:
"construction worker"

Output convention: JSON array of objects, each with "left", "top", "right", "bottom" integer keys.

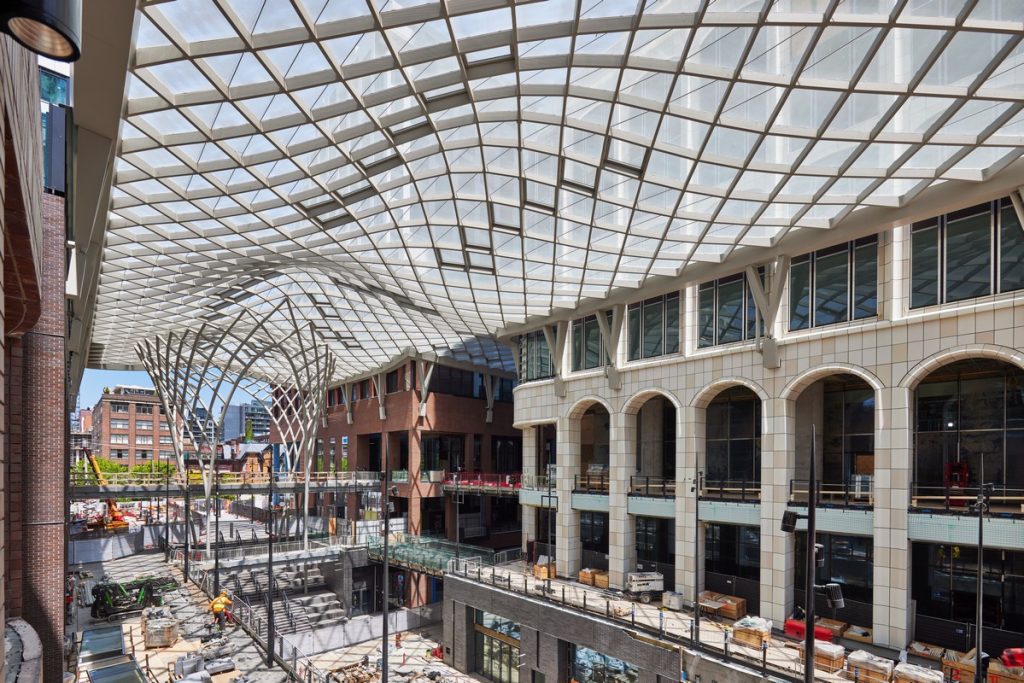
[{"left": 210, "top": 590, "right": 232, "bottom": 631}]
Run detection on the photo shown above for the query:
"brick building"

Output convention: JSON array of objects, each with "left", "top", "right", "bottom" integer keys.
[
  {"left": 90, "top": 385, "right": 172, "bottom": 467},
  {"left": 0, "top": 37, "right": 69, "bottom": 682},
  {"left": 318, "top": 351, "right": 521, "bottom": 606}
]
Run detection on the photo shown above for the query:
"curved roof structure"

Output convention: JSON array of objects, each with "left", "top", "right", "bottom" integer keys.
[{"left": 88, "top": 0, "right": 1024, "bottom": 380}]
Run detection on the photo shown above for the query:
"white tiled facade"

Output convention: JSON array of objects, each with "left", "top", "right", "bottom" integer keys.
[{"left": 513, "top": 215, "right": 1024, "bottom": 651}]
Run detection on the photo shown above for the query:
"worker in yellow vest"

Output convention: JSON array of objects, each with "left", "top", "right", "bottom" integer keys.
[{"left": 210, "top": 590, "right": 232, "bottom": 631}]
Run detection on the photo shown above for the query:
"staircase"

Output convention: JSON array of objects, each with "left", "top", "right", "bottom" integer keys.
[{"left": 221, "top": 565, "right": 348, "bottom": 638}]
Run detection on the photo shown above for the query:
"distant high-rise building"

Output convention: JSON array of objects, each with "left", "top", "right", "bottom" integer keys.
[{"left": 223, "top": 399, "right": 271, "bottom": 442}]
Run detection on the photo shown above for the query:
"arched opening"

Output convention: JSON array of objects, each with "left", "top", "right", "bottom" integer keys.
[
  {"left": 912, "top": 358, "right": 1024, "bottom": 506},
  {"left": 577, "top": 404, "right": 611, "bottom": 492},
  {"left": 632, "top": 395, "right": 676, "bottom": 493},
  {"left": 702, "top": 385, "right": 762, "bottom": 612},
  {"left": 631, "top": 395, "right": 677, "bottom": 590},
  {"left": 911, "top": 358, "right": 1024, "bottom": 644},
  {"left": 793, "top": 373, "right": 875, "bottom": 502},
  {"left": 705, "top": 386, "right": 761, "bottom": 493}
]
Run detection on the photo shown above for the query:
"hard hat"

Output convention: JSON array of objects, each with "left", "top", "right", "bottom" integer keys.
[{"left": 219, "top": 590, "right": 228, "bottom": 596}]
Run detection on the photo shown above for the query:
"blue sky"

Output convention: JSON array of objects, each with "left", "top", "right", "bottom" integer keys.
[{"left": 77, "top": 369, "right": 152, "bottom": 411}]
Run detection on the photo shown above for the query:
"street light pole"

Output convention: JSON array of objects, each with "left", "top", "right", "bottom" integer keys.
[
  {"left": 266, "top": 452, "right": 275, "bottom": 667},
  {"left": 804, "top": 426, "right": 818, "bottom": 683},
  {"left": 381, "top": 431, "right": 392, "bottom": 683},
  {"left": 693, "top": 469, "right": 703, "bottom": 645},
  {"left": 213, "top": 476, "right": 221, "bottom": 595},
  {"left": 974, "top": 461, "right": 991, "bottom": 683}
]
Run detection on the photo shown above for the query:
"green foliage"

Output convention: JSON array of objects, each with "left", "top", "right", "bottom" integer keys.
[
  {"left": 130, "top": 461, "right": 176, "bottom": 475},
  {"left": 244, "top": 418, "right": 254, "bottom": 443},
  {"left": 73, "top": 457, "right": 127, "bottom": 474}
]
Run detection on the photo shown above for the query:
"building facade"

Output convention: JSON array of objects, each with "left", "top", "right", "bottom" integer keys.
[
  {"left": 222, "top": 399, "right": 272, "bottom": 442},
  {"left": 319, "top": 352, "right": 522, "bottom": 607},
  {"left": 509, "top": 195, "right": 1024, "bottom": 654},
  {"left": 90, "top": 385, "right": 172, "bottom": 467}
]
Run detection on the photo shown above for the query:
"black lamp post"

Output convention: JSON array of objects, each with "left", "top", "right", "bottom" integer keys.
[
  {"left": 780, "top": 425, "right": 843, "bottom": 683},
  {"left": 973, "top": 468, "right": 993, "bottom": 683},
  {"left": 692, "top": 469, "right": 703, "bottom": 645}
]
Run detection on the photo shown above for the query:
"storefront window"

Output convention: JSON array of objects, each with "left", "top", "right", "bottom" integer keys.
[
  {"left": 914, "top": 359, "right": 1024, "bottom": 493},
  {"left": 705, "top": 523, "right": 760, "bottom": 581},
  {"left": 569, "top": 645, "right": 639, "bottom": 683},
  {"left": 912, "top": 542, "right": 1024, "bottom": 633},
  {"left": 705, "top": 387, "right": 761, "bottom": 485},
  {"left": 475, "top": 609, "right": 520, "bottom": 683},
  {"left": 795, "top": 533, "right": 873, "bottom": 605}
]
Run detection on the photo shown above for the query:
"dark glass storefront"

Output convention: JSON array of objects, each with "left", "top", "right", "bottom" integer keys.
[
  {"left": 705, "top": 523, "right": 760, "bottom": 581},
  {"left": 795, "top": 533, "right": 873, "bottom": 605},
  {"left": 636, "top": 517, "right": 674, "bottom": 590},
  {"left": 912, "top": 542, "right": 1024, "bottom": 634},
  {"left": 914, "top": 359, "right": 1024, "bottom": 495},
  {"left": 474, "top": 610, "right": 521, "bottom": 683},
  {"left": 581, "top": 511, "right": 609, "bottom": 570}
]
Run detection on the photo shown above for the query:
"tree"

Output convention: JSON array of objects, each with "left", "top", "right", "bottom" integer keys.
[
  {"left": 72, "top": 457, "right": 127, "bottom": 474},
  {"left": 244, "top": 418, "right": 254, "bottom": 443},
  {"left": 130, "top": 461, "right": 176, "bottom": 475}
]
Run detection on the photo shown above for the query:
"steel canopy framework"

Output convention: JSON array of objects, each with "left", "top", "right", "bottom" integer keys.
[{"left": 90, "top": 0, "right": 1024, "bottom": 380}]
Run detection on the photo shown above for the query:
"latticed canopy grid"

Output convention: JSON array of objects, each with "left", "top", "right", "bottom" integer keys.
[{"left": 92, "top": 0, "right": 1024, "bottom": 379}]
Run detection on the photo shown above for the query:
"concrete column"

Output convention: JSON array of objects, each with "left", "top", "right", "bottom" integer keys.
[
  {"left": 873, "top": 386, "right": 913, "bottom": 648},
  {"left": 608, "top": 410, "right": 632, "bottom": 587},
  {"left": 556, "top": 416, "right": 581, "bottom": 577},
  {"left": 760, "top": 397, "right": 796, "bottom": 624},
  {"left": 677, "top": 405, "right": 700, "bottom": 602},
  {"left": 521, "top": 426, "right": 537, "bottom": 553}
]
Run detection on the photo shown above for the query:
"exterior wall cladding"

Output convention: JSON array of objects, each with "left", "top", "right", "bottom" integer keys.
[
  {"left": 91, "top": 389, "right": 167, "bottom": 467},
  {"left": 512, "top": 219, "right": 1024, "bottom": 653},
  {"left": 0, "top": 34, "right": 67, "bottom": 683}
]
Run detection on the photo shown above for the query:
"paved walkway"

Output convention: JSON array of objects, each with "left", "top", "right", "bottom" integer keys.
[{"left": 455, "top": 561, "right": 929, "bottom": 683}]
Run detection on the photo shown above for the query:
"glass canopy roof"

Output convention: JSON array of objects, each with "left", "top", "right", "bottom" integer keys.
[{"left": 91, "top": 0, "right": 1024, "bottom": 380}]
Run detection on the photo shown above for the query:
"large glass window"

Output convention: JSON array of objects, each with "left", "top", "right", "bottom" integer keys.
[
  {"left": 520, "top": 330, "right": 553, "bottom": 381},
  {"left": 911, "top": 198, "right": 1024, "bottom": 308},
  {"left": 421, "top": 434, "right": 464, "bottom": 473},
  {"left": 705, "top": 387, "right": 762, "bottom": 486},
  {"left": 474, "top": 609, "right": 520, "bottom": 683},
  {"left": 636, "top": 517, "right": 675, "bottom": 589},
  {"left": 627, "top": 293, "right": 679, "bottom": 360},
  {"left": 705, "top": 523, "right": 760, "bottom": 581},
  {"left": 580, "top": 511, "right": 609, "bottom": 569},
  {"left": 795, "top": 533, "right": 873, "bottom": 605},
  {"left": 912, "top": 542, "right": 1024, "bottom": 633},
  {"left": 914, "top": 359, "right": 1024, "bottom": 494},
  {"left": 790, "top": 237, "right": 877, "bottom": 330},
  {"left": 572, "top": 313, "right": 612, "bottom": 371},
  {"left": 821, "top": 376, "right": 875, "bottom": 485},
  {"left": 698, "top": 273, "right": 761, "bottom": 347},
  {"left": 432, "top": 366, "right": 475, "bottom": 397},
  {"left": 569, "top": 645, "right": 639, "bottom": 683}
]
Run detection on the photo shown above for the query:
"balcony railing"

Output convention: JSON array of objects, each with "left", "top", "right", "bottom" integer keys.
[
  {"left": 390, "top": 470, "right": 410, "bottom": 483},
  {"left": 788, "top": 478, "right": 873, "bottom": 508},
  {"left": 573, "top": 473, "right": 609, "bottom": 494},
  {"left": 700, "top": 479, "right": 761, "bottom": 503},
  {"left": 629, "top": 476, "right": 675, "bottom": 498},
  {"left": 443, "top": 472, "right": 521, "bottom": 494},
  {"left": 520, "top": 474, "right": 553, "bottom": 490},
  {"left": 910, "top": 482, "right": 1024, "bottom": 516}
]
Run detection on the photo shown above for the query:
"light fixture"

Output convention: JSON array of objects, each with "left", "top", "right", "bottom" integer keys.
[{"left": 1, "top": 0, "right": 81, "bottom": 62}]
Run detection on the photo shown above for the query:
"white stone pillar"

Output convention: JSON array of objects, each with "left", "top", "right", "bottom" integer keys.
[
  {"left": 677, "top": 404, "right": 701, "bottom": 603},
  {"left": 521, "top": 426, "right": 537, "bottom": 554},
  {"left": 608, "top": 410, "right": 633, "bottom": 588},
  {"left": 873, "top": 386, "right": 913, "bottom": 648},
  {"left": 760, "top": 396, "right": 796, "bottom": 624},
  {"left": 556, "top": 416, "right": 581, "bottom": 577}
]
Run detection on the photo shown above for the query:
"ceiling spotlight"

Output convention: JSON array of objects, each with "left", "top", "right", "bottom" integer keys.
[{"left": 1, "top": 0, "right": 81, "bottom": 62}]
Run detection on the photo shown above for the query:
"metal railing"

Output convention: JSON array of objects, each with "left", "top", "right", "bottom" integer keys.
[
  {"left": 70, "top": 469, "right": 383, "bottom": 489},
  {"left": 419, "top": 470, "right": 445, "bottom": 483},
  {"left": 909, "top": 482, "right": 1024, "bottom": 515},
  {"left": 788, "top": 478, "right": 873, "bottom": 508},
  {"left": 573, "top": 473, "right": 610, "bottom": 494},
  {"left": 390, "top": 470, "right": 410, "bottom": 483},
  {"left": 443, "top": 472, "right": 522, "bottom": 493},
  {"left": 701, "top": 479, "right": 761, "bottom": 502},
  {"left": 629, "top": 476, "right": 675, "bottom": 498},
  {"left": 520, "top": 474, "right": 553, "bottom": 490}
]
